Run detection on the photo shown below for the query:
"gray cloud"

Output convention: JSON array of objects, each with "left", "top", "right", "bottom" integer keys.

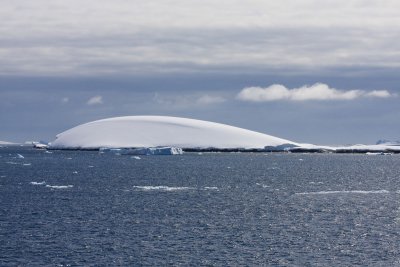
[
  {"left": 196, "top": 95, "right": 226, "bottom": 105},
  {"left": 237, "top": 83, "right": 395, "bottom": 102},
  {"left": 153, "top": 92, "right": 226, "bottom": 108},
  {"left": 87, "top": 95, "right": 103, "bottom": 105},
  {"left": 1, "top": 1, "right": 400, "bottom": 76}
]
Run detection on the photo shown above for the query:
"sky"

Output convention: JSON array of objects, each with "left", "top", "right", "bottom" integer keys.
[{"left": 1, "top": 0, "right": 399, "bottom": 144}]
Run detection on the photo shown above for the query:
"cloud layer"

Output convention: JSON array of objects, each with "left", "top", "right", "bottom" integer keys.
[
  {"left": 237, "top": 83, "right": 394, "bottom": 102},
  {"left": 1, "top": 1, "right": 400, "bottom": 76}
]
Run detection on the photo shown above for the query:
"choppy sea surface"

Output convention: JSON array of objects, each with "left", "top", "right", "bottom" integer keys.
[{"left": 1, "top": 146, "right": 400, "bottom": 266}]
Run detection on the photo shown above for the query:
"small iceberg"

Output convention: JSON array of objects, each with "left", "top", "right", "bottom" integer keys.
[
  {"left": 33, "top": 143, "right": 49, "bottom": 149},
  {"left": 17, "top": 154, "right": 24, "bottom": 159}
]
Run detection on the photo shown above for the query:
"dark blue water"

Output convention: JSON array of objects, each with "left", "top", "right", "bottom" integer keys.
[{"left": 1, "top": 146, "right": 400, "bottom": 266}]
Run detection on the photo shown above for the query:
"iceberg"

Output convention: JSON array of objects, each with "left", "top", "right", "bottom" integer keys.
[{"left": 49, "top": 116, "right": 296, "bottom": 150}]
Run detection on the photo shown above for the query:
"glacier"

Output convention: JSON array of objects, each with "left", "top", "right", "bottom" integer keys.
[{"left": 49, "top": 116, "right": 296, "bottom": 150}]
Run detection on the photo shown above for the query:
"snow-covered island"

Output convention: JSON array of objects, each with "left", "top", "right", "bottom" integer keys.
[
  {"left": 48, "top": 116, "right": 400, "bottom": 154},
  {"left": 289, "top": 143, "right": 400, "bottom": 154},
  {"left": 49, "top": 116, "right": 296, "bottom": 152}
]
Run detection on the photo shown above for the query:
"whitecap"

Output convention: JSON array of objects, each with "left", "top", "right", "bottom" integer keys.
[
  {"left": 132, "top": 185, "right": 194, "bottom": 191},
  {"left": 204, "top": 187, "right": 219, "bottom": 190},
  {"left": 256, "top": 183, "right": 270, "bottom": 188},
  {"left": 23, "top": 163, "right": 31, "bottom": 166},
  {"left": 46, "top": 185, "right": 73, "bottom": 189},
  {"left": 131, "top": 156, "right": 141, "bottom": 160},
  {"left": 295, "top": 190, "right": 390, "bottom": 195},
  {"left": 17, "top": 154, "right": 24, "bottom": 159},
  {"left": 30, "top": 181, "right": 46, "bottom": 185}
]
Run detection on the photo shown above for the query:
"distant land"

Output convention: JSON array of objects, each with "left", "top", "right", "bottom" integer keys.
[{"left": 0, "top": 141, "right": 16, "bottom": 145}]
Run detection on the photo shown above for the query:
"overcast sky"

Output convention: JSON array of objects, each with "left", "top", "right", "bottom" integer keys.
[{"left": 1, "top": 0, "right": 399, "bottom": 144}]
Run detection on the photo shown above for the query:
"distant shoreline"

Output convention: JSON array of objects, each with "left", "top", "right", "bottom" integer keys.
[{"left": 43, "top": 147, "right": 400, "bottom": 154}]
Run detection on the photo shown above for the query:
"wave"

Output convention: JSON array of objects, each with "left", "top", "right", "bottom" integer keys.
[
  {"left": 30, "top": 181, "right": 46, "bottom": 185},
  {"left": 295, "top": 190, "right": 390, "bottom": 195},
  {"left": 256, "top": 183, "right": 270, "bottom": 188},
  {"left": 204, "top": 187, "right": 219, "bottom": 190},
  {"left": 46, "top": 185, "right": 73, "bottom": 189},
  {"left": 132, "top": 185, "right": 195, "bottom": 191}
]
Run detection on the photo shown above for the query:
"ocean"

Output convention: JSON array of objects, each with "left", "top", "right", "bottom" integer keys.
[{"left": 1, "top": 146, "right": 400, "bottom": 266}]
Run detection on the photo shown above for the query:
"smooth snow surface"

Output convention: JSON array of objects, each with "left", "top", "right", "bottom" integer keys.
[{"left": 50, "top": 116, "right": 295, "bottom": 149}]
